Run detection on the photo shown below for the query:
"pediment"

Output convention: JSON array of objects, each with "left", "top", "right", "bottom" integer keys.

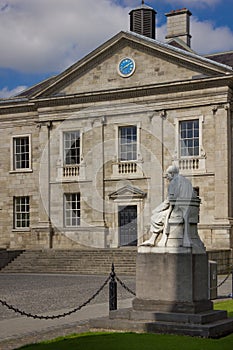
[
  {"left": 109, "top": 185, "right": 147, "bottom": 200},
  {"left": 22, "top": 31, "right": 232, "bottom": 99}
]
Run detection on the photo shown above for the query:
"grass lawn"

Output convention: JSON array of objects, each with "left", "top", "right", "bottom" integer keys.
[
  {"left": 214, "top": 299, "right": 233, "bottom": 318},
  {"left": 18, "top": 300, "right": 233, "bottom": 350}
]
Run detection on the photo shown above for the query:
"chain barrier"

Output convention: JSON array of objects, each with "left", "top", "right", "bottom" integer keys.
[
  {"left": 0, "top": 262, "right": 232, "bottom": 319},
  {"left": 0, "top": 275, "right": 111, "bottom": 320},
  {"left": 115, "top": 275, "right": 136, "bottom": 296}
]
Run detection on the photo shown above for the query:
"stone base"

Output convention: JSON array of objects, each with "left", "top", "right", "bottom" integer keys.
[
  {"left": 132, "top": 298, "right": 213, "bottom": 313},
  {"left": 136, "top": 250, "right": 209, "bottom": 305},
  {"left": 90, "top": 307, "right": 233, "bottom": 338}
]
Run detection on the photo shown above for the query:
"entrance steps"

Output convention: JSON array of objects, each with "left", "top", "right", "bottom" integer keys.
[{"left": 0, "top": 249, "right": 137, "bottom": 275}]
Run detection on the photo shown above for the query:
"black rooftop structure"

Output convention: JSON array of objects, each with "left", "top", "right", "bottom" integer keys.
[{"left": 129, "top": 1, "right": 156, "bottom": 39}]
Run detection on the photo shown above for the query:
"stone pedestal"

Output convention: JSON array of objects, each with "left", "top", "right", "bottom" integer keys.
[{"left": 133, "top": 247, "right": 212, "bottom": 313}]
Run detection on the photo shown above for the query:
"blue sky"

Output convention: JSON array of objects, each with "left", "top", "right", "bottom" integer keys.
[{"left": 0, "top": 0, "right": 233, "bottom": 98}]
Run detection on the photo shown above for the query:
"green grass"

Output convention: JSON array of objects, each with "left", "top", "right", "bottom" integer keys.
[
  {"left": 214, "top": 299, "right": 233, "bottom": 318},
  {"left": 18, "top": 332, "right": 233, "bottom": 350},
  {"left": 18, "top": 300, "right": 233, "bottom": 350}
]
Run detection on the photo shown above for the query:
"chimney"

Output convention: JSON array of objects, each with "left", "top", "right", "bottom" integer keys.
[
  {"left": 165, "top": 8, "right": 192, "bottom": 47},
  {"left": 129, "top": 1, "right": 157, "bottom": 40}
]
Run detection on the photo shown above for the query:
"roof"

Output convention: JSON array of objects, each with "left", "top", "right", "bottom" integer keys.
[
  {"left": 129, "top": 1, "right": 156, "bottom": 13},
  {"left": 16, "top": 76, "right": 57, "bottom": 98},
  {"left": 166, "top": 37, "right": 195, "bottom": 53},
  {"left": 205, "top": 51, "right": 233, "bottom": 69},
  {"left": 127, "top": 31, "right": 233, "bottom": 72}
]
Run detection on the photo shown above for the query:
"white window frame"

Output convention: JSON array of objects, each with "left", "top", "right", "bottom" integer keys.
[
  {"left": 63, "top": 130, "right": 81, "bottom": 166},
  {"left": 173, "top": 115, "right": 206, "bottom": 173},
  {"left": 64, "top": 193, "right": 81, "bottom": 227},
  {"left": 10, "top": 134, "right": 32, "bottom": 172},
  {"left": 115, "top": 123, "right": 141, "bottom": 162},
  {"left": 13, "top": 196, "right": 30, "bottom": 229},
  {"left": 174, "top": 115, "right": 204, "bottom": 159}
]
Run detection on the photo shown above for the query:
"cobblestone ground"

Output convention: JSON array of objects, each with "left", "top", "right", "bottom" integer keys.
[
  {"left": 0, "top": 273, "right": 232, "bottom": 350},
  {"left": 0, "top": 274, "right": 135, "bottom": 320}
]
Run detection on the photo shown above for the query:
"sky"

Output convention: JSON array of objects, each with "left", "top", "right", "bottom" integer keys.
[{"left": 0, "top": 0, "right": 233, "bottom": 98}]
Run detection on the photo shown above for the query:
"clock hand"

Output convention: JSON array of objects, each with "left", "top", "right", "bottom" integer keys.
[{"left": 122, "top": 62, "right": 132, "bottom": 69}]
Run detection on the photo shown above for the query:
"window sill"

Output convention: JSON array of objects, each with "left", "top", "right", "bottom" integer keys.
[
  {"left": 64, "top": 227, "right": 81, "bottom": 231},
  {"left": 10, "top": 169, "right": 33, "bottom": 174},
  {"left": 12, "top": 228, "right": 31, "bottom": 233}
]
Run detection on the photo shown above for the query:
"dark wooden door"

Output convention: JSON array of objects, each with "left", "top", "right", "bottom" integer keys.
[{"left": 118, "top": 205, "right": 137, "bottom": 246}]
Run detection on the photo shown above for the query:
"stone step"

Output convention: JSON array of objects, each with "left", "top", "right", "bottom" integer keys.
[
  {"left": 90, "top": 310, "right": 233, "bottom": 338},
  {"left": 0, "top": 249, "right": 137, "bottom": 275}
]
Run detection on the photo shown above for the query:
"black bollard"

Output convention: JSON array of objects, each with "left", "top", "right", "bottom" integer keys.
[{"left": 109, "top": 263, "right": 117, "bottom": 311}]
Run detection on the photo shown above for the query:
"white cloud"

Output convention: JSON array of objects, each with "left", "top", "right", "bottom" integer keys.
[
  {"left": 164, "top": 0, "right": 221, "bottom": 7},
  {"left": 0, "top": 85, "right": 27, "bottom": 98},
  {"left": 191, "top": 17, "right": 233, "bottom": 54},
  {"left": 0, "top": 0, "right": 130, "bottom": 73},
  {"left": 0, "top": 0, "right": 232, "bottom": 79},
  {"left": 156, "top": 23, "right": 167, "bottom": 43}
]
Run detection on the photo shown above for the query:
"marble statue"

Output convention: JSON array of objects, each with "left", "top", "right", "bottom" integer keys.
[{"left": 141, "top": 165, "right": 196, "bottom": 247}]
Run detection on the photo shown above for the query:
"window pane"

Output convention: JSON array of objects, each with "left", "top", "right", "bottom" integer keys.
[
  {"left": 64, "top": 131, "right": 80, "bottom": 165},
  {"left": 14, "top": 196, "right": 30, "bottom": 228},
  {"left": 119, "top": 126, "right": 137, "bottom": 161},
  {"left": 13, "top": 137, "right": 30, "bottom": 170},
  {"left": 179, "top": 120, "right": 199, "bottom": 157},
  {"left": 65, "top": 193, "right": 80, "bottom": 227}
]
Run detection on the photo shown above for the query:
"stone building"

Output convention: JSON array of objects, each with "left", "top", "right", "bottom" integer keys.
[{"left": 0, "top": 2, "right": 233, "bottom": 254}]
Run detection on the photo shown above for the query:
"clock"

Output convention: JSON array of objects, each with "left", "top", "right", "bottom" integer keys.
[{"left": 118, "top": 57, "right": 135, "bottom": 77}]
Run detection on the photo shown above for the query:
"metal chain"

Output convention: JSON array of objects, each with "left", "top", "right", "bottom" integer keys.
[
  {"left": 115, "top": 275, "right": 136, "bottom": 296},
  {"left": 209, "top": 263, "right": 233, "bottom": 290},
  {"left": 0, "top": 275, "right": 111, "bottom": 320},
  {"left": 216, "top": 272, "right": 231, "bottom": 288},
  {"left": 0, "top": 263, "right": 231, "bottom": 319}
]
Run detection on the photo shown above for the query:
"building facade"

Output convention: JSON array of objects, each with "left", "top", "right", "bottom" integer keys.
[{"left": 0, "top": 3, "right": 233, "bottom": 252}]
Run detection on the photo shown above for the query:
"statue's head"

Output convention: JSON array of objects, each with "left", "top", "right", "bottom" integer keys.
[{"left": 165, "top": 165, "right": 179, "bottom": 180}]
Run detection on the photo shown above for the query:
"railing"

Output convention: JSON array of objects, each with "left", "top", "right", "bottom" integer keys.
[
  {"left": 118, "top": 162, "right": 137, "bottom": 174},
  {"left": 63, "top": 165, "right": 79, "bottom": 177},
  {"left": 179, "top": 158, "right": 200, "bottom": 171}
]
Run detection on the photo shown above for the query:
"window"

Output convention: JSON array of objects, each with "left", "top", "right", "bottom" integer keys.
[
  {"left": 179, "top": 119, "right": 199, "bottom": 157},
  {"left": 13, "top": 136, "right": 30, "bottom": 170},
  {"left": 64, "top": 193, "right": 80, "bottom": 227},
  {"left": 63, "top": 131, "right": 80, "bottom": 165},
  {"left": 14, "top": 196, "right": 30, "bottom": 228},
  {"left": 119, "top": 126, "right": 137, "bottom": 161}
]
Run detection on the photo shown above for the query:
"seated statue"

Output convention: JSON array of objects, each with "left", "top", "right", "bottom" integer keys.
[{"left": 141, "top": 165, "right": 196, "bottom": 247}]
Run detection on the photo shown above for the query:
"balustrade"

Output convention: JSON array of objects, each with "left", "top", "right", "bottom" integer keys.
[
  {"left": 118, "top": 162, "right": 137, "bottom": 174},
  {"left": 179, "top": 158, "right": 200, "bottom": 171},
  {"left": 63, "top": 165, "right": 79, "bottom": 177}
]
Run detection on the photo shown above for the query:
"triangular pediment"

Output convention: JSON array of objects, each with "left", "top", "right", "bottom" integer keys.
[
  {"left": 19, "top": 31, "right": 233, "bottom": 100},
  {"left": 109, "top": 185, "right": 147, "bottom": 200}
]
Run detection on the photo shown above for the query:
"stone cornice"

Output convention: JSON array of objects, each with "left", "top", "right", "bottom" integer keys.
[
  {"left": 29, "top": 75, "right": 233, "bottom": 108},
  {"left": 0, "top": 103, "right": 37, "bottom": 116},
  {"left": 0, "top": 75, "right": 233, "bottom": 116}
]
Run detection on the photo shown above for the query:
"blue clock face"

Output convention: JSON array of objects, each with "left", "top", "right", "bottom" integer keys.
[{"left": 118, "top": 58, "right": 135, "bottom": 77}]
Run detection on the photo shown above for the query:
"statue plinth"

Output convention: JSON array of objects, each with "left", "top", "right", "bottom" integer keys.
[
  {"left": 134, "top": 198, "right": 210, "bottom": 313},
  {"left": 133, "top": 247, "right": 212, "bottom": 313}
]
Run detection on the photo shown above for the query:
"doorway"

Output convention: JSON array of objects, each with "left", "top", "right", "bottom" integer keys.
[{"left": 118, "top": 205, "right": 137, "bottom": 246}]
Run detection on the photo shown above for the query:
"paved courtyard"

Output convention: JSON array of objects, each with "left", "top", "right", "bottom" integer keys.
[
  {"left": 0, "top": 273, "right": 135, "bottom": 349},
  {"left": 0, "top": 273, "right": 232, "bottom": 349}
]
